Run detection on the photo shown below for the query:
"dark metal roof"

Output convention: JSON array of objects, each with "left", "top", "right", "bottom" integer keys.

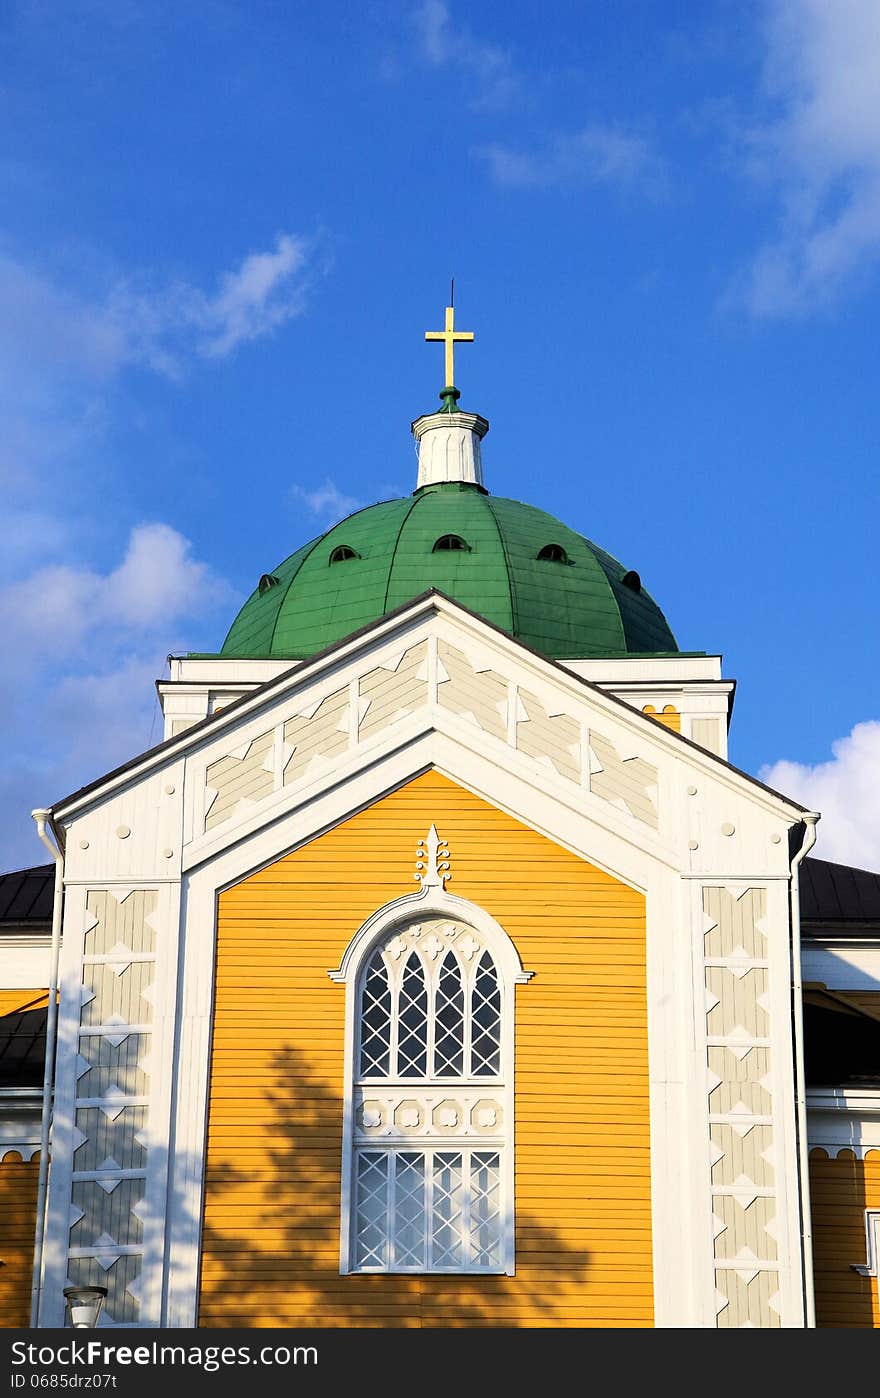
[
  {"left": 801, "top": 856, "right": 880, "bottom": 936},
  {"left": 0, "top": 995, "right": 47, "bottom": 1088},
  {"left": 0, "top": 864, "right": 54, "bottom": 929}
]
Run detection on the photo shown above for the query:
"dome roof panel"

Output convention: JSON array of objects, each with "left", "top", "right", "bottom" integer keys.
[{"left": 217, "top": 485, "right": 679, "bottom": 662}]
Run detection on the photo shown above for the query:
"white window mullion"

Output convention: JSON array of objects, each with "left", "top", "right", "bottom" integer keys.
[
  {"left": 426, "top": 954, "right": 437, "bottom": 1078},
  {"left": 426, "top": 1149, "right": 434, "bottom": 1271},
  {"left": 462, "top": 1150, "right": 473, "bottom": 1270},
  {"left": 387, "top": 1150, "right": 397, "bottom": 1271},
  {"left": 388, "top": 960, "right": 400, "bottom": 1079},
  {"left": 463, "top": 960, "right": 474, "bottom": 1077}
]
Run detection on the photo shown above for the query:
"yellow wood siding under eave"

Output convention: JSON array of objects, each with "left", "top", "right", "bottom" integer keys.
[
  {"left": 641, "top": 704, "right": 680, "bottom": 733},
  {"left": 199, "top": 770, "right": 653, "bottom": 1328},
  {"left": 810, "top": 1148, "right": 880, "bottom": 1327},
  {"left": 0, "top": 991, "right": 48, "bottom": 1016},
  {"left": 0, "top": 1153, "right": 39, "bottom": 1328}
]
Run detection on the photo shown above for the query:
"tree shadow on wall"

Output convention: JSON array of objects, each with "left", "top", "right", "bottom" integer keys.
[{"left": 196, "top": 1046, "right": 597, "bottom": 1329}]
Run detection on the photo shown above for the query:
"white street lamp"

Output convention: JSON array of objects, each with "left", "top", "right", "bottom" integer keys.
[{"left": 63, "top": 1286, "right": 107, "bottom": 1328}]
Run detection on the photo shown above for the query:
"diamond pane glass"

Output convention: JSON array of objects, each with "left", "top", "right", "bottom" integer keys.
[
  {"left": 434, "top": 952, "right": 464, "bottom": 1076},
  {"left": 354, "top": 1152, "right": 389, "bottom": 1268},
  {"left": 470, "top": 1152, "right": 502, "bottom": 1268},
  {"left": 432, "top": 1152, "right": 465, "bottom": 1268},
  {"left": 393, "top": 1153, "right": 426, "bottom": 1267},
  {"left": 470, "top": 951, "right": 501, "bottom": 1076},
  {"left": 397, "top": 952, "right": 428, "bottom": 1077},
  {"left": 359, "top": 949, "right": 391, "bottom": 1077}
]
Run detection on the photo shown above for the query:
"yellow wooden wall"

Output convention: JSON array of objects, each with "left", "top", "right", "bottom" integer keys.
[
  {"left": 0, "top": 990, "right": 47, "bottom": 1015},
  {"left": 641, "top": 704, "right": 680, "bottom": 733},
  {"left": 0, "top": 1153, "right": 39, "bottom": 1327},
  {"left": 0, "top": 990, "right": 45, "bottom": 1328},
  {"left": 199, "top": 770, "right": 653, "bottom": 1327},
  {"left": 810, "top": 1148, "right": 880, "bottom": 1328}
]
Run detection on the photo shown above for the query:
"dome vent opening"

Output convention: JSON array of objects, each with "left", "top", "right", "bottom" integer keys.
[
  {"left": 329, "top": 545, "right": 361, "bottom": 564},
  {"left": 622, "top": 570, "right": 641, "bottom": 593},
  {"left": 258, "top": 573, "right": 280, "bottom": 594},
  {"left": 537, "top": 543, "right": 570, "bottom": 564},
  {"left": 432, "top": 534, "right": 470, "bottom": 553}
]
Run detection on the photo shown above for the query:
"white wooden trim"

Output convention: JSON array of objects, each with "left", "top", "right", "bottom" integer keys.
[
  {"left": 54, "top": 593, "right": 807, "bottom": 827},
  {"left": 853, "top": 1211, "right": 880, "bottom": 1277},
  {"left": 801, "top": 942, "right": 880, "bottom": 992}
]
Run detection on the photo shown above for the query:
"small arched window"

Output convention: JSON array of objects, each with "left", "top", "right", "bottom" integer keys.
[
  {"left": 622, "top": 569, "right": 641, "bottom": 593},
  {"left": 536, "top": 543, "right": 569, "bottom": 564},
  {"left": 258, "top": 573, "right": 280, "bottom": 594},
  {"left": 329, "top": 545, "right": 360, "bottom": 564},
  {"left": 432, "top": 534, "right": 470, "bottom": 553},
  {"left": 345, "top": 912, "right": 516, "bottom": 1274}
]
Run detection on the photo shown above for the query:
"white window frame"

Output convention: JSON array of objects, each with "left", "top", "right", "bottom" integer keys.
[
  {"left": 852, "top": 1209, "right": 880, "bottom": 1277},
  {"left": 329, "top": 886, "right": 532, "bottom": 1277}
]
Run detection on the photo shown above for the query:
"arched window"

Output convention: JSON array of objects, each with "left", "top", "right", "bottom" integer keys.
[
  {"left": 536, "top": 543, "right": 569, "bottom": 564},
  {"left": 344, "top": 912, "right": 515, "bottom": 1274},
  {"left": 329, "top": 545, "right": 360, "bottom": 564},
  {"left": 432, "top": 534, "right": 470, "bottom": 553}
]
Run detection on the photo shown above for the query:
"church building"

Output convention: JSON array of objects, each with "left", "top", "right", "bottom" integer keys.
[{"left": 1, "top": 307, "right": 879, "bottom": 1329}]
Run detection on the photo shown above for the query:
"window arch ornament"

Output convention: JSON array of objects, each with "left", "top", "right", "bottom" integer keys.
[{"left": 330, "top": 853, "right": 532, "bottom": 1277}]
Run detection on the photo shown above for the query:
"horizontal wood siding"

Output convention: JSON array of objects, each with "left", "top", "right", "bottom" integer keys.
[
  {"left": 0, "top": 990, "right": 47, "bottom": 1015},
  {"left": 0, "top": 1154, "right": 39, "bottom": 1327},
  {"left": 810, "top": 1147, "right": 880, "bottom": 1327},
  {"left": 641, "top": 704, "right": 680, "bottom": 733},
  {"left": 199, "top": 770, "right": 652, "bottom": 1327}
]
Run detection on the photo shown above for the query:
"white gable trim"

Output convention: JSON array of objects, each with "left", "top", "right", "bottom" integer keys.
[{"left": 51, "top": 593, "right": 807, "bottom": 828}]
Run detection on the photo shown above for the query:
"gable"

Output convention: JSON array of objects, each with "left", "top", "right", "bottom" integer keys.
[{"left": 54, "top": 597, "right": 803, "bottom": 896}]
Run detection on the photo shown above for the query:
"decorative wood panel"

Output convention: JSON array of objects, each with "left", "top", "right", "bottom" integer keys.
[
  {"left": 702, "top": 887, "right": 781, "bottom": 1328},
  {"left": 49, "top": 889, "right": 159, "bottom": 1325},
  {"left": 198, "top": 636, "right": 663, "bottom": 841}
]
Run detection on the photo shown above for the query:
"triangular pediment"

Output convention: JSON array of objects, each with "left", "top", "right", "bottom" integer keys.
[{"left": 53, "top": 592, "right": 807, "bottom": 886}]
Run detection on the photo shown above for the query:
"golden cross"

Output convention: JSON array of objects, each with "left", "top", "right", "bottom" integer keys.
[{"left": 425, "top": 304, "right": 474, "bottom": 388}]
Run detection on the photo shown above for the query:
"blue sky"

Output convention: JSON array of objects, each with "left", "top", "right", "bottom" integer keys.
[{"left": 1, "top": 0, "right": 878, "bottom": 871}]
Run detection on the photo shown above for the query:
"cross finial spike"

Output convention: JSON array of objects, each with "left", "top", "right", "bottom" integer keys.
[{"left": 425, "top": 296, "right": 474, "bottom": 393}]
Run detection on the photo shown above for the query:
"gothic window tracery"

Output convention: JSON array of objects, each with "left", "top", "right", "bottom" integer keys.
[{"left": 347, "top": 914, "right": 511, "bottom": 1273}]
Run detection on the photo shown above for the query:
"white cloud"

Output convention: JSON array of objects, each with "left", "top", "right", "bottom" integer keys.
[
  {"left": 112, "top": 233, "right": 318, "bottom": 369},
  {"left": 474, "top": 125, "right": 665, "bottom": 194},
  {"left": 0, "top": 523, "right": 234, "bottom": 871},
  {"left": 735, "top": 0, "right": 880, "bottom": 315},
  {"left": 0, "top": 522, "right": 232, "bottom": 668},
  {"left": 760, "top": 720, "right": 880, "bottom": 871},
  {"left": 199, "top": 235, "right": 311, "bottom": 357},
  {"left": 0, "top": 231, "right": 322, "bottom": 388},
  {"left": 0, "top": 228, "right": 324, "bottom": 869},
  {"left": 413, "top": 0, "right": 519, "bottom": 108},
  {"left": 45, "top": 655, "right": 164, "bottom": 776},
  {"left": 1, "top": 653, "right": 166, "bottom": 873},
  {"left": 290, "top": 478, "right": 362, "bottom": 522}
]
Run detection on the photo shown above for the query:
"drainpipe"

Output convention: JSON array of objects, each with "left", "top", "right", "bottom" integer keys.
[
  {"left": 29, "top": 808, "right": 64, "bottom": 1329},
  {"left": 790, "top": 811, "right": 820, "bottom": 1329}
]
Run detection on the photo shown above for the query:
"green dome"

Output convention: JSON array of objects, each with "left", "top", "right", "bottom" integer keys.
[{"left": 218, "top": 483, "right": 678, "bottom": 662}]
